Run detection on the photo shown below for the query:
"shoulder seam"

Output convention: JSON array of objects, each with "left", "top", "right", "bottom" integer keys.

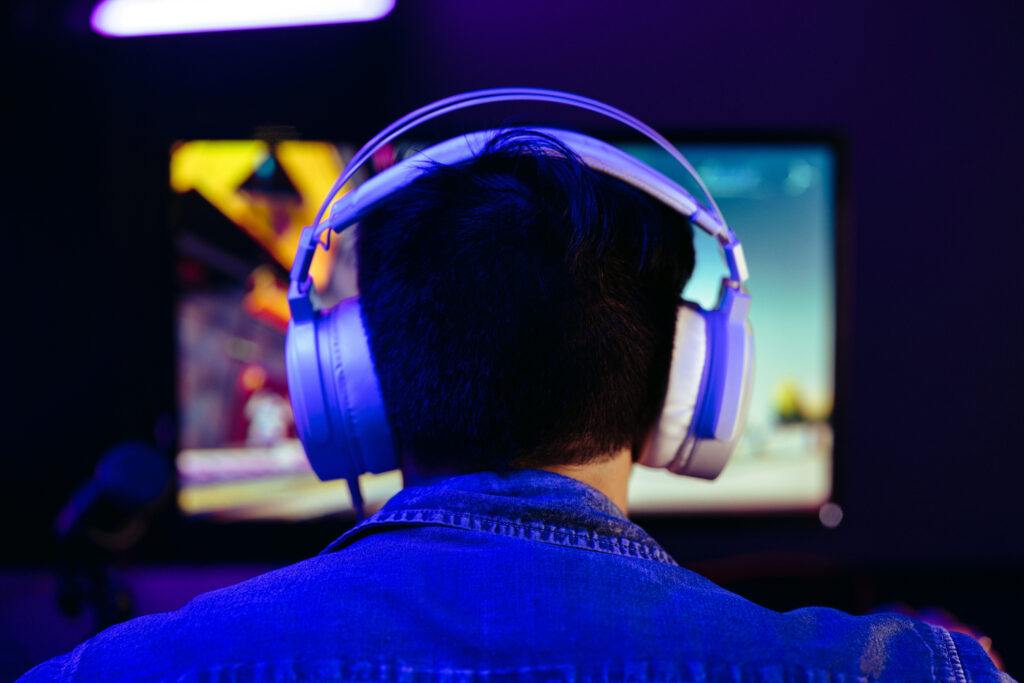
[
  {"left": 937, "top": 627, "right": 968, "bottom": 683},
  {"left": 60, "top": 640, "right": 86, "bottom": 682}
]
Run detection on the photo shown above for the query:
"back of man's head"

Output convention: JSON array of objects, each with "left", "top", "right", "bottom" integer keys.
[{"left": 356, "top": 130, "right": 695, "bottom": 474}]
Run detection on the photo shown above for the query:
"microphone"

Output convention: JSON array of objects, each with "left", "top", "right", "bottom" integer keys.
[
  {"left": 56, "top": 441, "right": 170, "bottom": 547},
  {"left": 54, "top": 441, "right": 171, "bottom": 627}
]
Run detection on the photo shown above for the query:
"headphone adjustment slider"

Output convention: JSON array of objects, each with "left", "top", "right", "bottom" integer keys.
[
  {"left": 723, "top": 241, "right": 749, "bottom": 284},
  {"left": 287, "top": 226, "right": 320, "bottom": 322},
  {"left": 287, "top": 279, "right": 315, "bottom": 322},
  {"left": 289, "top": 226, "right": 319, "bottom": 287}
]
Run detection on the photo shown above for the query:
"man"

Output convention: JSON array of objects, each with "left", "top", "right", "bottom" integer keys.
[{"left": 22, "top": 131, "right": 1006, "bottom": 681}]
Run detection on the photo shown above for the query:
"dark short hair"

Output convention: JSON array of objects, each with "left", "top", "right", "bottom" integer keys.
[{"left": 356, "top": 130, "right": 695, "bottom": 473}]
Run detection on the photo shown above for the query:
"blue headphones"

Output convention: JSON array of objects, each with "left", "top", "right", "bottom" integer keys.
[{"left": 285, "top": 89, "right": 754, "bottom": 510}]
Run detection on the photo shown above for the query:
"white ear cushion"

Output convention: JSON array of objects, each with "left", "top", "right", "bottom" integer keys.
[{"left": 638, "top": 305, "right": 708, "bottom": 469}]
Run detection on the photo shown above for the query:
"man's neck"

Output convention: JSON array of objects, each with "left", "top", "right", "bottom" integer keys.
[
  {"left": 401, "top": 448, "right": 634, "bottom": 515},
  {"left": 540, "top": 448, "right": 633, "bottom": 515}
]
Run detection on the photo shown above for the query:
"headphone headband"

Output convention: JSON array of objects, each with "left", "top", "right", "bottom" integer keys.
[{"left": 290, "top": 88, "right": 748, "bottom": 301}]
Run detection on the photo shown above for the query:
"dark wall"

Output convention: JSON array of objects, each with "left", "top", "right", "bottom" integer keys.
[{"left": 9, "top": 1, "right": 1023, "bottom": 567}]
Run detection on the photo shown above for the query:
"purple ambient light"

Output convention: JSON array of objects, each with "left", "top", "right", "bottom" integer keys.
[{"left": 90, "top": 0, "right": 395, "bottom": 37}]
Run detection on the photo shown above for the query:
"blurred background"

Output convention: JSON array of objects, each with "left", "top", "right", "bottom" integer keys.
[{"left": 6, "top": 0, "right": 1023, "bottom": 678}]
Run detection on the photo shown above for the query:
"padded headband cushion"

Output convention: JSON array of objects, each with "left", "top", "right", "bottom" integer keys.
[{"left": 325, "top": 128, "right": 714, "bottom": 238}]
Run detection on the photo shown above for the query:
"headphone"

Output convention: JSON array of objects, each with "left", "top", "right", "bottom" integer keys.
[{"left": 285, "top": 88, "right": 754, "bottom": 514}]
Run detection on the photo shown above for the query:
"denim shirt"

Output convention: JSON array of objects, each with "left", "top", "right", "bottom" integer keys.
[{"left": 21, "top": 469, "right": 1008, "bottom": 682}]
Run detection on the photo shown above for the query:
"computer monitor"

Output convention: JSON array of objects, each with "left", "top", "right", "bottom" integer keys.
[{"left": 172, "top": 135, "right": 836, "bottom": 521}]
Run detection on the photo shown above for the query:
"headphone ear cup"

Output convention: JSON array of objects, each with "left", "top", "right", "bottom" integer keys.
[
  {"left": 638, "top": 304, "right": 709, "bottom": 471},
  {"left": 286, "top": 296, "right": 396, "bottom": 481},
  {"left": 681, "top": 298, "right": 754, "bottom": 479},
  {"left": 639, "top": 293, "right": 754, "bottom": 480}
]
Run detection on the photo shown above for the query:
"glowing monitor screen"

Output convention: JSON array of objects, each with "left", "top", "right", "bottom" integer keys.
[{"left": 172, "top": 138, "right": 835, "bottom": 521}]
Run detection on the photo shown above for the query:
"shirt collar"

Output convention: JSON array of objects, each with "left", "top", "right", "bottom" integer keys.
[{"left": 323, "top": 469, "right": 677, "bottom": 566}]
